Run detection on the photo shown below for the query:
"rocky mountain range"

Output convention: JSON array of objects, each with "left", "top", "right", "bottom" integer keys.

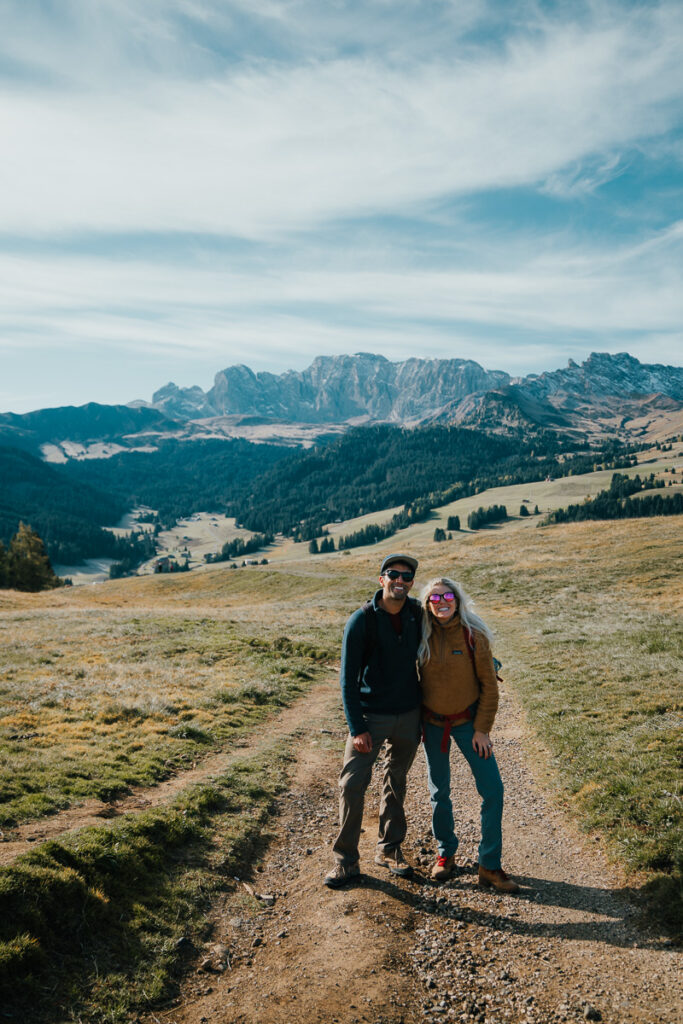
[
  {"left": 141, "top": 351, "right": 683, "bottom": 443},
  {"left": 4, "top": 352, "right": 682, "bottom": 462},
  {"left": 149, "top": 354, "right": 511, "bottom": 423}
]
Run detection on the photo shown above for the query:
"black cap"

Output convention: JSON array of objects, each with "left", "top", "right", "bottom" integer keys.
[{"left": 380, "top": 553, "right": 418, "bottom": 574}]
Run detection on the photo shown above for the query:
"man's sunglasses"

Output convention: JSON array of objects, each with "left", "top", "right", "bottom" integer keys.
[
  {"left": 383, "top": 569, "right": 415, "bottom": 581},
  {"left": 428, "top": 591, "right": 456, "bottom": 603}
]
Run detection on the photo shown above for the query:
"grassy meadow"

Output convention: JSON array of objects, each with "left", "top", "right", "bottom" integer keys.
[
  {"left": 0, "top": 468, "right": 681, "bottom": 1019},
  {"left": 0, "top": 572, "right": 341, "bottom": 825}
]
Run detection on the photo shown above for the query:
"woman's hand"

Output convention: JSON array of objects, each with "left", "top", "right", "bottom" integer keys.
[{"left": 472, "top": 731, "right": 493, "bottom": 758}]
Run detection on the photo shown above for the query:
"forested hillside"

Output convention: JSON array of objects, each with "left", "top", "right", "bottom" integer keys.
[
  {"left": 0, "top": 446, "right": 128, "bottom": 563},
  {"left": 63, "top": 438, "right": 294, "bottom": 527},
  {"left": 228, "top": 424, "right": 602, "bottom": 539},
  {"left": 1, "top": 438, "right": 292, "bottom": 564},
  {"left": 2, "top": 425, "right": 644, "bottom": 565},
  {"left": 0, "top": 403, "right": 177, "bottom": 455}
]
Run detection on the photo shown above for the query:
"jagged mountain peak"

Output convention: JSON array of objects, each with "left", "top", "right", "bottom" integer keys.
[
  {"left": 524, "top": 351, "right": 683, "bottom": 402},
  {"left": 203, "top": 353, "right": 510, "bottom": 423},
  {"left": 151, "top": 381, "right": 217, "bottom": 419}
]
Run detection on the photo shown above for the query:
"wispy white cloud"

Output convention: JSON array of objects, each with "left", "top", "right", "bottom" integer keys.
[
  {"left": 541, "top": 154, "right": 626, "bottom": 199},
  {"left": 1, "top": 3, "right": 681, "bottom": 238},
  {"left": 0, "top": 219, "right": 680, "bottom": 370}
]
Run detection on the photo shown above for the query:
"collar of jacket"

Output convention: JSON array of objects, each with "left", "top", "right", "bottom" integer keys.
[{"left": 431, "top": 611, "right": 462, "bottom": 632}]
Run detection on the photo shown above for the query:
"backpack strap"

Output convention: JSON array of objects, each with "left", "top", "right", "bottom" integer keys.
[
  {"left": 462, "top": 624, "right": 503, "bottom": 682},
  {"left": 407, "top": 597, "right": 422, "bottom": 629},
  {"left": 360, "top": 600, "right": 377, "bottom": 675}
]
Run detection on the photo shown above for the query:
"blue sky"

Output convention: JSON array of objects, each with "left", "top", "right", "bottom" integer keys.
[{"left": 1, "top": 0, "right": 682, "bottom": 413}]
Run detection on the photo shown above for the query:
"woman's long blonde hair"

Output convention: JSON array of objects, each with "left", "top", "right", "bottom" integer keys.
[{"left": 417, "top": 576, "right": 494, "bottom": 666}]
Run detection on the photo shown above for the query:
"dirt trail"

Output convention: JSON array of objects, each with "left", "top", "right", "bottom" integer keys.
[
  {"left": 143, "top": 682, "right": 681, "bottom": 1024},
  {"left": 3, "top": 677, "right": 680, "bottom": 1022},
  {"left": 0, "top": 683, "right": 337, "bottom": 866}
]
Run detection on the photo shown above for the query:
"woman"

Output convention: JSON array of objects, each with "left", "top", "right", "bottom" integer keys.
[{"left": 418, "top": 576, "right": 519, "bottom": 891}]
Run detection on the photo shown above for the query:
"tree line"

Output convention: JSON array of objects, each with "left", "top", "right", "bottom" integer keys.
[
  {"left": 549, "top": 473, "right": 681, "bottom": 524},
  {"left": 232, "top": 428, "right": 639, "bottom": 542},
  {"left": 230, "top": 424, "right": 519, "bottom": 540},
  {"left": 2, "top": 425, "right": 650, "bottom": 568},
  {"left": 205, "top": 532, "right": 274, "bottom": 563},
  {"left": 467, "top": 504, "right": 508, "bottom": 530},
  {"left": 64, "top": 437, "right": 293, "bottom": 531},
  {"left": 0, "top": 439, "right": 292, "bottom": 567},
  {"left": 334, "top": 499, "right": 433, "bottom": 551},
  {"left": 309, "top": 536, "right": 335, "bottom": 553}
]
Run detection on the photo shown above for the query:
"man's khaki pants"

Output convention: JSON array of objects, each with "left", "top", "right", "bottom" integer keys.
[{"left": 332, "top": 708, "right": 421, "bottom": 867}]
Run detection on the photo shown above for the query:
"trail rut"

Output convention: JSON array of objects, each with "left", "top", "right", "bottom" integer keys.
[{"left": 0, "top": 682, "right": 336, "bottom": 866}]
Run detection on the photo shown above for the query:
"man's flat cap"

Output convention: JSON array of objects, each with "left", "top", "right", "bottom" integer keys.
[{"left": 379, "top": 553, "right": 418, "bottom": 574}]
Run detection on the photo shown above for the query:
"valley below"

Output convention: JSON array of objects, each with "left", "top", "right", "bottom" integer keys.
[{"left": 52, "top": 441, "right": 683, "bottom": 585}]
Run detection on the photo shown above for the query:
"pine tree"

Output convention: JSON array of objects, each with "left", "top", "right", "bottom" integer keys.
[
  {"left": 7, "top": 522, "right": 61, "bottom": 592},
  {"left": 308, "top": 538, "right": 319, "bottom": 554}
]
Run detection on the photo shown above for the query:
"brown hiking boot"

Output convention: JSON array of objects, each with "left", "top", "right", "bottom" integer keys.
[
  {"left": 431, "top": 854, "right": 456, "bottom": 881},
  {"left": 324, "top": 861, "right": 360, "bottom": 889},
  {"left": 478, "top": 865, "right": 520, "bottom": 893},
  {"left": 374, "top": 847, "right": 414, "bottom": 878}
]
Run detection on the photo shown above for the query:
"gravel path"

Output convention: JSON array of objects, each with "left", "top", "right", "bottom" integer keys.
[{"left": 144, "top": 679, "right": 681, "bottom": 1024}]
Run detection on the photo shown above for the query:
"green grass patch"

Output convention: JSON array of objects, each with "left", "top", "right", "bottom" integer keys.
[
  {"left": 0, "top": 616, "right": 333, "bottom": 826},
  {"left": 0, "top": 747, "right": 293, "bottom": 1023}
]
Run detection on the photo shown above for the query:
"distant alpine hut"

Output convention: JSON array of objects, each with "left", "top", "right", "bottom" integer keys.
[{"left": 154, "top": 556, "right": 180, "bottom": 574}]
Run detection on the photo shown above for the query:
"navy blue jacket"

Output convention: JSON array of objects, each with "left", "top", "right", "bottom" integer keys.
[{"left": 340, "top": 589, "right": 422, "bottom": 736}]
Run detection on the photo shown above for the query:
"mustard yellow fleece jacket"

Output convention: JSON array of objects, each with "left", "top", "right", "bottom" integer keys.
[{"left": 420, "top": 614, "right": 499, "bottom": 734}]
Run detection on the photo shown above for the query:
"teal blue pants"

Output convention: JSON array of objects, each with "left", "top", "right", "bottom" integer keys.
[{"left": 422, "top": 719, "right": 504, "bottom": 869}]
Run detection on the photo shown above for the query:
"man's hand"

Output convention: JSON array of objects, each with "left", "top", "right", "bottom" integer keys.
[
  {"left": 352, "top": 731, "right": 372, "bottom": 753},
  {"left": 472, "top": 731, "right": 493, "bottom": 758}
]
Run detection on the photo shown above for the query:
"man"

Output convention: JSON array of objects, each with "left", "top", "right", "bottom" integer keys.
[{"left": 324, "top": 553, "right": 422, "bottom": 888}]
